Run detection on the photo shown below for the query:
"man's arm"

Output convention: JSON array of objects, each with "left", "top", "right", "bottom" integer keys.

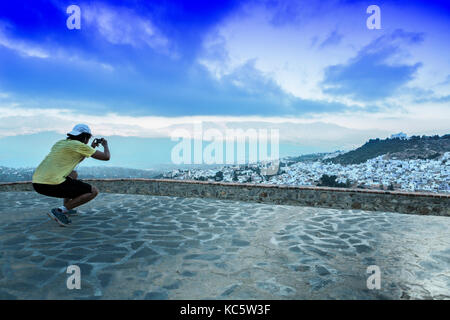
[{"left": 91, "top": 139, "right": 110, "bottom": 161}]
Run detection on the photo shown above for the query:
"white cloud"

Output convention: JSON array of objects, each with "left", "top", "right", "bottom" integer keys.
[
  {"left": 304, "top": 102, "right": 450, "bottom": 137},
  {"left": 198, "top": 1, "right": 450, "bottom": 108},
  {"left": 0, "top": 20, "right": 116, "bottom": 72},
  {"left": 83, "top": 3, "right": 172, "bottom": 55},
  {"left": 198, "top": 2, "right": 377, "bottom": 102},
  {"left": 1, "top": 99, "right": 448, "bottom": 152},
  {"left": 0, "top": 24, "right": 49, "bottom": 58}
]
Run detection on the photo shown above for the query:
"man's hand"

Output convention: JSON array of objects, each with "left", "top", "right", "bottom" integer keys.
[
  {"left": 91, "top": 138, "right": 110, "bottom": 161},
  {"left": 91, "top": 138, "right": 106, "bottom": 148}
]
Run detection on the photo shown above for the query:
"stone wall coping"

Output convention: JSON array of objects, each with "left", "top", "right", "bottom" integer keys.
[{"left": 1, "top": 178, "right": 449, "bottom": 199}]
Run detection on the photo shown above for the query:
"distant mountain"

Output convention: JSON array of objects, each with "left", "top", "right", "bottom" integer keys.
[
  {"left": 327, "top": 134, "right": 450, "bottom": 165},
  {"left": 0, "top": 166, "right": 162, "bottom": 183},
  {"left": 75, "top": 166, "right": 162, "bottom": 180},
  {"left": 0, "top": 131, "right": 324, "bottom": 168},
  {"left": 284, "top": 150, "right": 346, "bottom": 163},
  {"left": 285, "top": 152, "right": 331, "bottom": 163}
]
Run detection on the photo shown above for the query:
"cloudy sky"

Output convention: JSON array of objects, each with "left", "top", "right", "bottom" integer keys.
[{"left": 0, "top": 0, "right": 449, "bottom": 167}]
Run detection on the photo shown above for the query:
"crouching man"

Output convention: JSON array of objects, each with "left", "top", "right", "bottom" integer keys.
[{"left": 32, "top": 124, "right": 110, "bottom": 226}]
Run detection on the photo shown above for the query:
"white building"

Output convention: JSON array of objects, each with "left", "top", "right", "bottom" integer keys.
[{"left": 390, "top": 132, "right": 408, "bottom": 140}]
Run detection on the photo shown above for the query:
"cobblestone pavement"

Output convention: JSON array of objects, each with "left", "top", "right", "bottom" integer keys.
[{"left": 0, "top": 192, "right": 449, "bottom": 300}]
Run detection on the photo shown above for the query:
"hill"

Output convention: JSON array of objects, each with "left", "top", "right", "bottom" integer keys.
[
  {"left": 327, "top": 134, "right": 450, "bottom": 165},
  {"left": 0, "top": 166, "right": 161, "bottom": 183}
]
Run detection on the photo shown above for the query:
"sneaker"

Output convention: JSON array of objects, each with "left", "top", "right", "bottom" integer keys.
[{"left": 48, "top": 208, "right": 72, "bottom": 227}]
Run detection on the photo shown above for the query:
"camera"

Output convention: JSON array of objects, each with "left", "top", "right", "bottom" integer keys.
[{"left": 93, "top": 138, "right": 104, "bottom": 145}]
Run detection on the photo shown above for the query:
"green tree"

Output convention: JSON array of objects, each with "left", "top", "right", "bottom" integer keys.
[
  {"left": 317, "top": 174, "right": 349, "bottom": 188},
  {"left": 215, "top": 171, "right": 223, "bottom": 181}
]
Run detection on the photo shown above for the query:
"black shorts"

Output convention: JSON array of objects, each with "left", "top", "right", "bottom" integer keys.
[{"left": 33, "top": 177, "right": 93, "bottom": 199}]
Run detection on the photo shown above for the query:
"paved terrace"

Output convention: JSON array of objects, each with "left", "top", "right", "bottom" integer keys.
[{"left": 0, "top": 190, "right": 449, "bottom": 299}]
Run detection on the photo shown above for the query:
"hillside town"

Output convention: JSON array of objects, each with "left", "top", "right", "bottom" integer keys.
[
  {"left": 2, "top": 133, "right": 449, "bottom": 193},
  {"left": 162, "top": 152, "right": 450, "bottom": 193}
]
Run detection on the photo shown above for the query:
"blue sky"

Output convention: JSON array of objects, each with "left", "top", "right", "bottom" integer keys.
[{"left": 0, "top": 0, "right": 449, "bottom": 167}]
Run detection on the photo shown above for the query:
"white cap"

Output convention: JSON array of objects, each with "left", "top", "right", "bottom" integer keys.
[{"left": 68, "top": 124, "right": 92, "bottom": 136}]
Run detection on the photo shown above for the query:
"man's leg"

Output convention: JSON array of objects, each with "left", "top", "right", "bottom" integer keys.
[
  {"left": 64, "top": 186, "right": 99, "bottom": 210},
  {"left": 63, "top": 171, "right": 78, "bottom": 206},
  {"left": 48, "top": 177, "right": 98, "bottom": 226}
]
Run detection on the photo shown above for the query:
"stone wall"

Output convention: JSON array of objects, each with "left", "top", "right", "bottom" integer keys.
[{"left": 1, "top": 179, "right": 449, "bottom": 216}]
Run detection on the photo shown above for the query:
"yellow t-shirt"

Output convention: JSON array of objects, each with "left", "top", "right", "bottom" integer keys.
[{"left": 32, "top": 139, "right": 96, "bottom": 185}]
